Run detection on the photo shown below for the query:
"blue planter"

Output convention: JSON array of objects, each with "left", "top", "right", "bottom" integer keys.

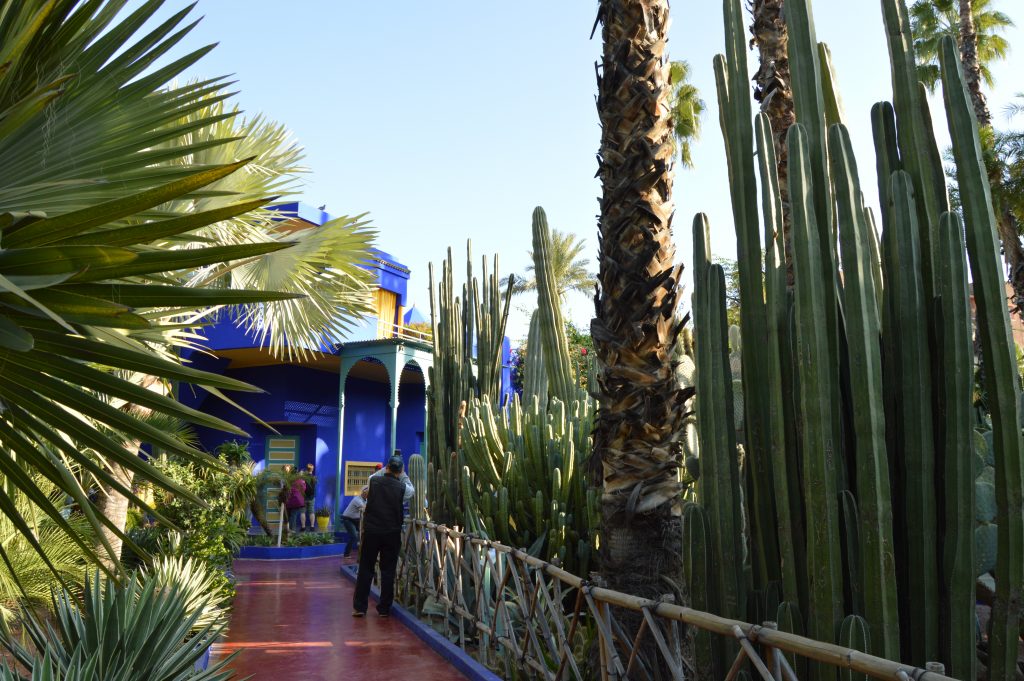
[{"left": 237, "top": 543, "right": 347, "bottom": 560}]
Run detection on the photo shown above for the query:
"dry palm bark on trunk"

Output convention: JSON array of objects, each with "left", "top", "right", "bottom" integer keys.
[
  {"left": 593, "top": 0, "right": 688, "bottom": 667},
  {"left": 750, "top": 0, "right": 796, "bottom": 285},
  {"left": 958, "top": 0, "right": 991, "bottom": 127}
]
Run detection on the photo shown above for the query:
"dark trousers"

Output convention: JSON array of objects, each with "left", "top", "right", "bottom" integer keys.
[
  {"left": 340, "top": 518, "right": 360, "bottom": 556},
  {"left": 353, "top": 530, "right": 401, "bottom": 614}
]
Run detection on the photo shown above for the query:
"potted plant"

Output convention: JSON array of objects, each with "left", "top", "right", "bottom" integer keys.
[{"left": 315, "top": 506, "right": 331, "bottom": 533}]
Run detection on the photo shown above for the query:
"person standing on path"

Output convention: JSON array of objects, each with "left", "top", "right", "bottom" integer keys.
[
  {"left": 285, "top": 473, "right": 307, "bottom": 533},
  {"left": 302, "top": 463, "right": 317, "bottom": 531},
  {"left": 340, "top": 486, "right": 368, "bottom": 557},
  {"left": 352, "top": 454, "right": 408, "bottom": 617}
]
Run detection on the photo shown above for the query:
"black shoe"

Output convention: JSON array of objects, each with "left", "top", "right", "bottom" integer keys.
[
  {"left": 352, "top": 610, "right": 365, "bottom": 617},
  {"left": 377, "top": 610, "right": 390, "bottom": 618}
]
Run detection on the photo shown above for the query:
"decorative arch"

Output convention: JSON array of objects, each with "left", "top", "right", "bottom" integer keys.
[{"left": 332, "top": 341, "right": 434, "bottom": 518}]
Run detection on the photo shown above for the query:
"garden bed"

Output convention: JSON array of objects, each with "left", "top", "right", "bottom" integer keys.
[{"left": 238, "top": 533, "right": 347, "bottom": 560}]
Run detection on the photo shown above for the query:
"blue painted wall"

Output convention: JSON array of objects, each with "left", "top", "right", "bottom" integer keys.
[{"left": 181, "top": 360, "right": 426, "bottom": 519}]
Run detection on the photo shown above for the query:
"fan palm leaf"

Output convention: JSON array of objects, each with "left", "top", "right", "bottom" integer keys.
[
  {"left": 0, "top": 0, "right": 343, "bottom": 572},
  {"left": 158, "top": 88, "right": 376, "bottom": 359},
  {"left": 668, "top": 60, "right": 705, "bottom": 168}
]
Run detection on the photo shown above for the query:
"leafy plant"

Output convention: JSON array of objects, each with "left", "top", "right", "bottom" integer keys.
[
  {"left": 243, "top": 533, "right": 336, "bottom": 547},
  {"left": 315, "top": 506, "right": 331, "bottom": 518},
  {"left": 140, "top": 553, "right": 230, "bottom": 634},
  {"left": 0, "top": 573, "right": 236, "bottom": 681},
  {"left": 0, "top": 482, "right": 94, "bottom": 622}
]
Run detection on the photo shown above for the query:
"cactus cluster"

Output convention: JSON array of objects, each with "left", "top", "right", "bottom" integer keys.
[
  {"left": 424, "top": 207, "right": 598, "bottom": 574},
  {"left": 683, "top": 1, "right": 1023, "bottom": 679}
]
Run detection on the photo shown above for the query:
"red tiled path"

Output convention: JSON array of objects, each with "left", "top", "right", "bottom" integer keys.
[{"left": 212, "top": 556, "right": 468, "bottom": 680}]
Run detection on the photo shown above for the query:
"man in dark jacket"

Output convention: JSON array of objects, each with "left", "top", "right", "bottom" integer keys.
[{"left": 352, "top": 454, "right": 408, "bottom": 617}]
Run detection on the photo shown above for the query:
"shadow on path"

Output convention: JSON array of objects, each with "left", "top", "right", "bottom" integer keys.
[{"left": 213, "top": 556, "right": 467, "bottom": 680}]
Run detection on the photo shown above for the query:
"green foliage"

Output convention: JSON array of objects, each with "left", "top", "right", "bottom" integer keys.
[
  {"left": 243, "top": 533, "right": 336, "bottom": 547},
  {"left": 0, "top": 573, "right": 236, "bottom": 681},
  {"left": 0, "top": 482, "right": 94, "bottom": 623},
  {"left": 131, "top": 455, "right": 248, "bottom": 602},
  {"left": 910, "top": 0, "right": 1014, "bottom": 92},
  {"left": 314, "top": 506, "right": 331, "bottom": 518},
  {"left": 140, "top": 553, "right": 230, "bottom": 633},
  {"left": 669, "top": 60, "right": 706, "bottom": 168}
]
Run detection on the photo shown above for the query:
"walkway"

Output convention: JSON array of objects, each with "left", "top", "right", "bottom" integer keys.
[{"left": 212, "top": 556, "right": 468, "bottom": 680}]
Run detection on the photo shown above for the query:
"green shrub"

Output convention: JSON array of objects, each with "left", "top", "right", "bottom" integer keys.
[{"left": 0, "top": 573, "right": 237, "bottom": 681}]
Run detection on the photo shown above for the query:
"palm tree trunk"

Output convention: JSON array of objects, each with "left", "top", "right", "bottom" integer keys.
[
  {"left": 750, "top": 0, "right": 796, "bottom": 285},
  {"left": 957, "top": 0, "right": 1024, "bottom": 323},
  {"left": 997, "top": 209, "right": 1024, "bottom": 319},
  {"left": 593, "top": 0, "right": 687, "bottom": 670},
  {"left": 94, "top": 462, "right": 135, "bottom": 572},
  {"left": 958, "top": 0, "right": 992, "bottom": 128},
  {"left": 250, "top": 499, "right": 273, "bottom": 536}
]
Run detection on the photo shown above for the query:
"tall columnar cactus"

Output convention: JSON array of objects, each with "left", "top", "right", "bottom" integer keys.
[
  {"left": 690, "top": 0, "right": 1013, "bottom": 674},
  {"left": 941, "top": 35, "right": 1024, "bottom": 681},
  {"left": 692, "top": 221, "right": 745, "bottom": 661},
  {"left": 884, "top": 171, "right": 940, "bottom": 664},
  {"left": 426, "top": 208, "right": 599, "bottom": 574},
  {"left": 531, "top": 207, "right": 579, "bottom": 405},
  {"left": 682, "top": 502, "right": 716, "bottom": 681},
  {"left": 408, "top": 454, "right": 427, "bottom": 521},
  {"left": 426, "top": 245, "right": 513, "bottom": 526},
  {"left": 715, "top": 0, "right": 780, "bottom": 591},
  {"left": 523, "top": 310, "right": 548, "bottom": 402},
  {"left": 788, "top": 123, "right": 842, "bottom": 650},
  {"left": 934, "top": 211, "right": 976, "bottom": 680},
  {"left": 829, "top": 123, "right": 899, "bottom": 660},
  {"left": 755, "top": 113, "right": 802, "bottom": 610}
]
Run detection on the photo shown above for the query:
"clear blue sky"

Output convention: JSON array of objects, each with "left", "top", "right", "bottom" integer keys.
[{"left": 131, "top": 1, "right": 1023, "bottom": 341}]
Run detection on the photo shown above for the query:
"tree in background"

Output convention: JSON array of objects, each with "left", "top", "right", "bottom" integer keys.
[
  {"left": 712, "top": 257, "right": 743, "bottom": 327},
  {"left": 668, "top": 60, "right": 706, "bottom": 168},
  {"left": 910, "top": 0, "right": 1013, "bottom": 124},
  {"left": 593, "top": 0, "right": 689, "bottom": 667},
  {"left": 912, "top": 0, "right": 1024, "bottom": 318},
  {"left": 503, "top": 228, "right": 595, "bottom": 299}
]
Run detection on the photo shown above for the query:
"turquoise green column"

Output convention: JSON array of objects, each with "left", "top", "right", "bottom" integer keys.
[{"left": 334, "top": 356, "right": 359, "bottom": 520}]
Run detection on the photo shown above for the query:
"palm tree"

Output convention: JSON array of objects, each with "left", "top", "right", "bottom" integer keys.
[
  {"left": 910, "top": 0, "right": 1014, "bottom": 125},
  {"left": 0, "top": 0, "right": 374, "bottom": 570},
  {"left": 503, "top": 228, "right": 594, "bottom": 299},
  {"left": 912, "top": 0, "right": 1023, "bottom": 317},
  {"left": 749, "top": 0, "right": 796, "bottom": 283},
  {"left": 668, "top": 61, "right": 705, "bottom": 169},
  {"left": 161, "top": 90, "right": 376, "bottom": 360},
  {"left": 593, "top": 0, "right": 688, "bottom": 668}
]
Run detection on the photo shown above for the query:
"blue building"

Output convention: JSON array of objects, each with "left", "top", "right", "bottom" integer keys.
[{"left": 178, "top": 202, "right": 434, "bottom": 526}]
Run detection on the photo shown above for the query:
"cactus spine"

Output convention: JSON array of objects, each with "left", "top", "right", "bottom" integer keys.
[{"left": 941, "top": 35, "right": 1024, "bottom": 681}]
